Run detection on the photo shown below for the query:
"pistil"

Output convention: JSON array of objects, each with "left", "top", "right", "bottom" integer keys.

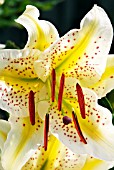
[
  {"left": 29, "top": 90, "right": 35, "bottom": 125},
  {"left": 51, "top": 69, "right": 56, "bottom": 102},
  {"left": 58, "top": 73, "right": 65, "bottom": 111},
  {"left": 76, "top": 83, "right": 86, "bottom": 119},
  {"left": 44, "top": 113, "right": 49, "bottom": 151},
  {"left": 72, "top": 111, "right": 87, "bottom": 144},
  {"left": 63, "top": 116, "right": 72, "bottom": 125}
]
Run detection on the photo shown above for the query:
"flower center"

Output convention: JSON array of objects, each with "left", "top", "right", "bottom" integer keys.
[
  {"left": 63, "top": 116, "right": 72, "bottom": 125},
  {"left": 50, "top": 70, "right": 87, "bottom": 144},
  {"left": 28, "top": 70, "right": 87, "bottom": 150}
]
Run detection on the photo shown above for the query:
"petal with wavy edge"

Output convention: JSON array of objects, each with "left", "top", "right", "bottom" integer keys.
[
  {"left": 16, "top": 5, "right": 59, "bottom": 50},
  {"left": 0, "top": 120, "right": 10, "bottom": 150},
  {"left": 82, "top": 156, "right": 114, "bottom": 170},
  {"left": 1, "top": 114, "right": 44, "bottom": 170},
  {"left": 34, "top": 5, "right": 113, "bottom": 84},
  {"left": 0, "top": 49, "right": 41, "bottom": 79},
  {"left": 89, "top": 55, "right": 114, "bottom": 98},
  {"left": 0, "top": 75, "right": 44, "bottom": 117},
  {"left": 48, "top": 88, "right": 114, "bottom": 161},
  {"left": 22, "top": 135, "right": 86, "bottom": 170}
]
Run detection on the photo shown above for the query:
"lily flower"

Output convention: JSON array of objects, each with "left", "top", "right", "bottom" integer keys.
[
  {"left": 34, "top": 5, "right": 114, "bottom": 161},
  {"left": 0, "top": 4, "right": 114, "bottom": 168},
  {"left": 20, "top": 135, "right": 114, "bottom": 170}
]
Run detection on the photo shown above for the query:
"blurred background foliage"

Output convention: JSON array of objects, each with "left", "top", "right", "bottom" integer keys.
[{"left": 0, "top": 0, "right": 114, "bottom": 155}]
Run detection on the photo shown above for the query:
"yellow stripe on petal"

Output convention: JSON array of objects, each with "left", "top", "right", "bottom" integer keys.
[
  {"left": 16, "top": 5, "right": 59, "bottom": 50},
  {"left": 35, "top": 5, "right": 113, "bottom": 84},
  {"left": 1, "top": 114, "right": 44, "bottom": 170},
  {"left": 82, "top": 156, "right": 114, "bottom": 170}
]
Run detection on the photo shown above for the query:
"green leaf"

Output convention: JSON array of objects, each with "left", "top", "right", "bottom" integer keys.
[{"left": 98, "top": 97, "right": 114, "bottom": 113}]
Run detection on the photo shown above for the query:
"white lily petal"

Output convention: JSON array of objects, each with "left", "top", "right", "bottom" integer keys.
[
  {"left": 34, "top": 5, "right": 113, "bottom": 84},
  {"left": 16, "top": 5, "right": 59, "bottom": 50},
  {"left": 0, "top": 49, "right": 41, "bottom": 79},
  {"left": 0, "top": 120, "right": 10, "bottom": 150},
  {"left": 1, "top": 114, "right": 44, "bottom": 170},
  {"left": 22, "top": 135, "right": 86, "bottom": 170},
  {"left": 0, "top": 48, "right": 45, "bottom": 117},
  {"left": 89, "top": 55, "right": 114, "bottom": 98}
]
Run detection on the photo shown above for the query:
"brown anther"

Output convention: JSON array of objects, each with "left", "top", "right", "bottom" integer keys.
[
  {"left": 63, "top": 116, "right": 72, "bottom": 125},
  {"left": 44, "top": 113, "right": 49, "bottom": 151},
  {"left": 76, "top": 83, "right": 86, "bottom": 119},
  {"left": 29, "top": 90, "right": 35, "bottom": 125},
  {"left": 51, "top": 69, "right": 56, "bottom": 102},
  {"left": 72, "top": 111, "right": 87, "bottom": 144},
  {"left": 58, "top": 73, "right": 65, "bottom": 111}
]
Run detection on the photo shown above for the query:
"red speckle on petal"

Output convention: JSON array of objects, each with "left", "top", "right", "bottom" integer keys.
[{"left": 71, "top": 46, "right": 74, "bottom": 49}]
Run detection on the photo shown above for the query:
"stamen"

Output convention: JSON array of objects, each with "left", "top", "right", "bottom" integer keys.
[
  {"left": 44, "top": 113, "right": 49, "bottom": 151},
  {"left": 63, "top": 116, "right": 72, "bottom": 125},
  {"left": 72, "top": 111, "right": 87, "bottom": 144},
  {"left": 29, "top": 90, "right": 35, "bottom": 125},
  {"left": 58, "top": 73, "right": 65, "bottom": 111},
  {"left": 76, "top": 83, "right": 86, "bottom": 119},
  {"left": 51, "top": 69, "right": 56, "bottom": 102}
]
